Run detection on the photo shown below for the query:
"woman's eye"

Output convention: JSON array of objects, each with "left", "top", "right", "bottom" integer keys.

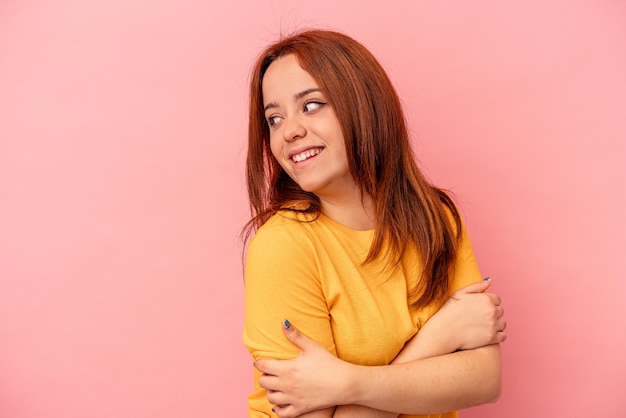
[
  {"left": 266, "top": 115, "right": 282, "bottom": 127},
  {"left": 304, "top": 101, "right": 325, "bottom": 112}
]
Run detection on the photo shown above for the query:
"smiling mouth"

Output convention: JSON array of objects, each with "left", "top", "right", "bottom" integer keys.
[{"left": 291, "top": 148, "right": 323, "bottom": 163}]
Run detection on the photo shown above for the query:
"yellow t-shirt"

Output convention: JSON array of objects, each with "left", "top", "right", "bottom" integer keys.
[{"left": 243, "top": 209, "right": 482, "bottom": 417}]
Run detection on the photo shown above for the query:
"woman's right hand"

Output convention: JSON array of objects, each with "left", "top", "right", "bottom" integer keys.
[{"left": 395, "top": 278, "right": 506, "bottom": 363}]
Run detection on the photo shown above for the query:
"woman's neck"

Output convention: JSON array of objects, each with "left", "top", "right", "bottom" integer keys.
[{"left": 319, "top": 191, "right": 375, "bottom": 231}]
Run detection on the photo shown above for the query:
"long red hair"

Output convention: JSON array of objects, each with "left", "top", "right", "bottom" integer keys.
[{"left": 244, "top": 29, "right": 462, "bottom": 309}]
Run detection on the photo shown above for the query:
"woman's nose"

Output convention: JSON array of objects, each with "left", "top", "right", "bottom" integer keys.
[{"left": 282, "top": 116, "right": 306, "bottom": 142}]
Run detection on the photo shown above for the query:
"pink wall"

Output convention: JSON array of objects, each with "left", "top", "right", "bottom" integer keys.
[{"left": 1, "top": 0, "right": 624, "bottom": 416}]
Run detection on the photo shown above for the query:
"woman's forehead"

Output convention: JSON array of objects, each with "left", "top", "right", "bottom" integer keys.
[{"left": 261, "top": 55, "right": 320, "bottom": 104}]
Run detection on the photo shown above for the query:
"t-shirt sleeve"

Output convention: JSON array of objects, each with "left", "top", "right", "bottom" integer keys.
[
  {"left": 242, "top": 221, "right": 336, "bottom": 416},
  {"left": 448, "top": 215, "right": 483, "bottom": 293}
]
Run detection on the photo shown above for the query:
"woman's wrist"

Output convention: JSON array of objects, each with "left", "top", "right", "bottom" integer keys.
[
  {"left": 392, "top": 328, "right": 457, "bottom": 365},
  {"left": 334, "top": 364, "right": 399, "bottom": 418},
  {"left": 342, "top": 362, "right": 370, "bottom": 406},
  {"left": 347, "top": 362, "right": 393, "bottom": 409}
]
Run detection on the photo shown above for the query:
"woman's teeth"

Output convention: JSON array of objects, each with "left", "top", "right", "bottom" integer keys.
[{"left": 292, "top": 148, "right": 322, "bottom": 163}]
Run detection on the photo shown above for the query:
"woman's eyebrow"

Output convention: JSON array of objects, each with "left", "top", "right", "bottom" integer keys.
[
  {"left": 294, "top": 88, "right": 321, "bottom": 101},
  {"left": 264, "top": 88, "right": 321, "bottom": 112},
  {"left": 264, "top": 102, "right": 278, "bottom": 112}
]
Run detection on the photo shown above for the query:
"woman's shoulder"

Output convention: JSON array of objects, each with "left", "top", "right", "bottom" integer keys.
[
  {"left": 261, "top": 208, "right": 318, "bottom": 231},
  {"left": 246, "top": 210, "right": 322, "bottom": 271},
  {"left": 250, "top": 209, "right": 319, "bottom": 248}
]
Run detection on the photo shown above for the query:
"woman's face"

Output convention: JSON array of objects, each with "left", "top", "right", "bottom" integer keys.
[{"left": 262, "top": 54, "right": 356, "bottom": 201}]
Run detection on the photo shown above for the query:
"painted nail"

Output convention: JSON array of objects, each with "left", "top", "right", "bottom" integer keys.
[
  {"left": 283, "top": 319, "right": 291, "bottom": 329},
  {"left": 272, "top": 407, "right": 276, "bottom": 413},
  {"left": 483, "top": 276, "right": 492, "bottom": 282}
]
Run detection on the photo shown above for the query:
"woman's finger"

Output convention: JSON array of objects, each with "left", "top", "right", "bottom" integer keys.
[
  {"left": 454, "top": 278, "right": 492, "bottom": 296},
  {"left": 500, "top": 319, "right": 507, "bottom": 331},
  {"left": 265, "top": 389, "right": 290, "bottom": 407},
  {"left": 271, "top": 403, "right": 297, "bottom": 418},
  {"left": 281, "top": 319, "right": 320, "bottom": 353},
  {"left": 487, "top": 293, "right": 501, "bottom": 306},
  {"left": 258, "top": 373, "right": 283, "bottom": 392},
  {"left": 254, "top": 358, "right": 283, "bottom": 376}
]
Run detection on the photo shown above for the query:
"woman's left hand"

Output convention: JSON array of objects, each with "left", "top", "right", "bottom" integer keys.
[{"left": 254, "top": 320, "right": 354, "bottom": 417}]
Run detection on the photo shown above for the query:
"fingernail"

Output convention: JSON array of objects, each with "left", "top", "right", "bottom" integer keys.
[
  {"left": 283, "top": 319, "right": 291, "bottom": 329},
  {"left": 483, "top": 276, "right": 491, "bottom": 282},
  {"left": 271, "top": 407, "right": 276, "bottom": 413}
]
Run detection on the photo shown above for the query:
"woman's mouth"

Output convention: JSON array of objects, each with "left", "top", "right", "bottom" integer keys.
[{"left": 291, "top": 148, "right": 323, "bottom": 163}]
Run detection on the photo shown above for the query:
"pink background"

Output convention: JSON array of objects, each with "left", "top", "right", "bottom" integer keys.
[{"left": 1, "top": 0, "right": 625, "bottom": 416}]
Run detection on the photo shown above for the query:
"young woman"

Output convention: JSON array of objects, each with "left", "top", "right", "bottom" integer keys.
[{"left": 242, "top": 29, "right": 507, "bottom": 418}]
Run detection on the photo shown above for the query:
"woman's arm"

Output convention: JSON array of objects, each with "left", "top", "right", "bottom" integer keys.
[
  {"left": 243, "top": 224, "right": 340, "bottom": 416},
  {"left": 258, "top": 329, "right": 501, "bottom": 418},
  {"left": 327, "top": 278, "right": 506, "bottom": 418},
  {"left": 393, "top": 278, "right": 506, "bottom": 362},
  {"left": 351, "top": 345, "right": 501, "bottom": 414},
  {"left": 257, "top": 279, "right": 507, "bottom": 417},
  {"left": 257, "top": 326, "right": 502, "bottom": 418}
]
